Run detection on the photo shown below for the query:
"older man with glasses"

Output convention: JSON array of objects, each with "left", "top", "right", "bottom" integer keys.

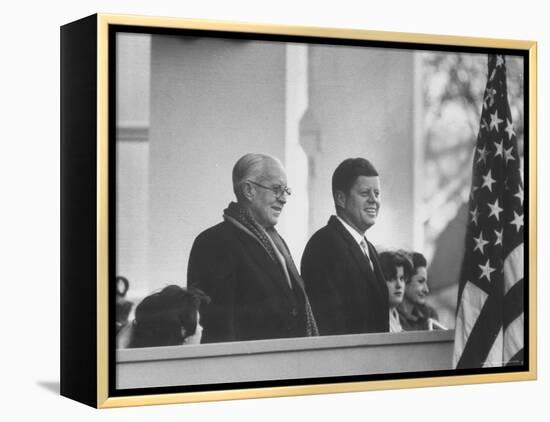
[{"left": 187, "top": 153, "right": 318, "bottom": 343}]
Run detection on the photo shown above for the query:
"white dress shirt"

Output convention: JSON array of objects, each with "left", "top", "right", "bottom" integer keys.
[
  {"left": 389, "top": 308, "right": 403, "bottom": 333},
  {"left": 336, "top": 215, "right": 373, "bottom": 265}
]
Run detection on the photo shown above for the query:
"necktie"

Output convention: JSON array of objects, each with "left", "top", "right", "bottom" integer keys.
[{"left": 360, "top": 238, "right": 373, "bottom": 270}]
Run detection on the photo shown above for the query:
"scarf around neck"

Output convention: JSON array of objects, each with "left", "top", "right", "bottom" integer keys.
[
  {"left": 222, "top": 202, "right": 319, "bottom": 337},
  {"left": 223, "top": 201, "right": 278, "bottom": 262}
]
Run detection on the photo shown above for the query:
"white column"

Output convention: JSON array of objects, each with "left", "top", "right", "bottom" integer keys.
[
  {"left": 412, "top": 51, "right": 425, "bottom": 253},
  {"left": 115, "top": 33, "right": 151, "bottom": 301},
  {"left": 280, "top": 44, "right": 309, "bottom": 266}
]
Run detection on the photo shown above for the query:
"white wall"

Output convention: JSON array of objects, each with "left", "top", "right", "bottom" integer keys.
[
  {"left": 306, "top": 45, "right": 415, "bottom": 249},
  {"left": 147, "top": 36, "right": 286, "bottom": 288},
  {"left": 116, "top": 34, "right": 151, "bottom": 297}
]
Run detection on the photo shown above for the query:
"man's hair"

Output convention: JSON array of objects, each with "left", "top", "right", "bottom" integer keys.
[
  {"left": 332, "top": 157, "right": 379, "bottom": 201},
  {"left": 379, "top": 250, "right": 413, "bottom": 281},
  {"left": 232, "top": 153, "right": 282, "bottom": 200}
]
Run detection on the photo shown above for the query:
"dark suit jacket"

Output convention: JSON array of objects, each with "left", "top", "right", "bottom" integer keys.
[
  {"left": 187, "top": 220, "right": 309, "bottom": 343},
  {"left": 301, "top": 216, "right": 389, "bottom": 335}
]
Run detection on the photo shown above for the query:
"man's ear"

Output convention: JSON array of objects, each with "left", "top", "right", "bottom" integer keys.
[
  {"left": 334, "top": 190, "right": 346, "bottom": 209},
  {"left": 242, "top": 182, "right": 254, "bottom": 201}
]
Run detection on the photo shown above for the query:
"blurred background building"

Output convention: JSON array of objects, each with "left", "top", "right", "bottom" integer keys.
[{"left": 116, "top": 33, "right": 523, "bottom": 329}]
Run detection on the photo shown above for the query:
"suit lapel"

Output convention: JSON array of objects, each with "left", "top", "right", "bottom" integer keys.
[
  {"left": 328, "top": 216, "right": 385, "bottom": 298},
  {"left": 329, "top": 217, "right": 372, "bottom": 277},
  {"left": 230, "top": 223, "right": 297, "bottom": 304}
]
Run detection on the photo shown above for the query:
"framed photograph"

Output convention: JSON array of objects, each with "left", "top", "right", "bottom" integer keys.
[{"left": 60, "top": 13, "right": 537, "bottom": 408}]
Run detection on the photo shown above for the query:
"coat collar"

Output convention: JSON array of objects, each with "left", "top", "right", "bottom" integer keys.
[
  {"left": 327, "top": 216, "right": 387, "bottom": 299},
  {"left": 224, "top": 218, "right": 303, "bottom": 304}
]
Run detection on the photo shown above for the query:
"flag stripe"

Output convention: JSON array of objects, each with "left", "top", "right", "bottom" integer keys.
[
  {"left": 505, "top": 348, "right": 524, "bottom": 367},
  {"left": 504, "top": 313, "right": 524, "bottom": 363},
  {"left": 456, "top": 281, "right": 504, "bottom": 369},
  {"left": 482, "top": 328, "right": 503, "bottom": 368},
  {"left": 503, "top": 278, "right": 524, "bottom": 329},
  {"left": 504, "top": 244, "right": 523, "bottom": 295},
  {"left": 453, "top": 281, "right": 488, "bottom": 365}
]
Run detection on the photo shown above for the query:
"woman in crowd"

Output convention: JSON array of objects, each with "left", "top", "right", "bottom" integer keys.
[
  {"left": 397, "top": 251, "right": 442, "bottom": 331},
  {"left": 379, "top": 250, "right": 412, "bottom": 333},
  {"left": 115, "top": 276, "right": 134, "bottom": 334},
  {"left": 118, "top": 285, "right": 210, "bottom": 348}
]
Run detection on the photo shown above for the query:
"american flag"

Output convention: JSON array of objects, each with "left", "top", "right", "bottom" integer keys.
[{"left": 453, "top": 54, "right": 524, "bottom": 369}]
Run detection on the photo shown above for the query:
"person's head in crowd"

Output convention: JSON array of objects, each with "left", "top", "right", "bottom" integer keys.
[
  {"left": 128, "top": 285, "right": 210, "bottom": 348},
  {"left": 332, "top": 158, "right": 380, "bottom": 235},
  {"left": 403, "top": 251, "right": 430, "bottom": 307},
  {"left": 115, "top": 276, "right": 133, "bottom": 333},
  {"left": 232, "top": 153, "right": 291, "bottom": 229},
  {"left": 116, "top": 276, "right": 129, "bottom": 298},
  {"left": 379, "top": 251, "right": 412, "bottom": 308}
]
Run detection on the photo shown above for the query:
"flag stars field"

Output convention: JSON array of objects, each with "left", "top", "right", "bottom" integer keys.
[
  {"left": 494, "top": 139, "right": 504, "bottom": 157},
  {"left": 470, "top": 206, "right": 480, "bottom": 225},
  {"left": 477, "top": 145, "right": 489, "bottom": 165},
  {"left": 494, "top": 228, "right": 503, "bottom": 246},
  {"left": 478, "top": 259, "right": 496, "bottom": 282},
  {"left": 505, "top": 119, "right": 516, "bottom": 140},
  {"left": 484, "top": 88, "right": 496, "bottom": 109},
  {"left": 470, "top": 184, "right": 479, "bottom": 201},
  {"left": 490, "top": 110, "right": 503, "bottom": 131},
  {"left": 515, "top": 186, "right": 524, "bottom": 205},
  {"left": 473, "top": 232, "right": 489, "bottom": 254},
  {"left": 482, "top": 170, "right": 496, "bottom": 192},
  {"left": 510, "top": 211, "right": 524, "bottom": 232},
  {"left": 504, "top": 146, "right": 516, "bottom": 164},
  {"left": 481, "top": 118, "right": 489, "bottom": 131},
  {"left": 488, "top": 199, "right": 503, "bottom": 221}
]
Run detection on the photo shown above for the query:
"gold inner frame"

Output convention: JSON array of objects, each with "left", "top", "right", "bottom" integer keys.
[{"left": 96, "top": 13, "right": 537, "bottom": 408}]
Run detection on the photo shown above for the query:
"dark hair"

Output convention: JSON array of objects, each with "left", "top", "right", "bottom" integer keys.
[
  {"left": 379, "top": 251, "right": 413, "bottom": 281},
  {"left": 116, "top": 276, "right": 130, "bottom": 297},
  {"left": 332, "top": 157, "right": 379, "bottom": 199},
  {"left": 410, "top": 252, "right": 427, "bottom": 271},
  {"left": 128, "top": 285, "right": 210, "bottom": 348},
  {"left": 397, "top": 250, "right": 427, "bottom": 283}
]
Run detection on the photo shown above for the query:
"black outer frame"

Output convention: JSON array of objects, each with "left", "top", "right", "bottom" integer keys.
[
  {"left": 60, "top": 13, "right": 534, "bottom": 408},
  {"left": 60, "top": 14, "right": 98, "bottom": 408}
]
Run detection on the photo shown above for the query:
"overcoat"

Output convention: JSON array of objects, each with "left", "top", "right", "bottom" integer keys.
[
  {"left": 188, "top": 220, "right": 309, "bottom": 343},
  {"left": 301, "top": 216, "right": 389, "bottom": 335}
]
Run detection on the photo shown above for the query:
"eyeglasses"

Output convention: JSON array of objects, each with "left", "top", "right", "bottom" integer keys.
[{"left": 247, "top": 180, "right": 292, "bottom": 198}]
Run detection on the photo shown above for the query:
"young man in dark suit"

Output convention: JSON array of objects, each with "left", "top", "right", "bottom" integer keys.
[
  {"left": 301, "top": 158, "right": 389, "bottom": 335},
  {"left": 188, "top": 153, "right": 318, "bottom": 343}
]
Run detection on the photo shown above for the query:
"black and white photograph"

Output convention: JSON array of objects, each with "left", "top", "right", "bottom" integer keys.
[{"left": 111, "top": 22, "right": 529, "bottom": 395}]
